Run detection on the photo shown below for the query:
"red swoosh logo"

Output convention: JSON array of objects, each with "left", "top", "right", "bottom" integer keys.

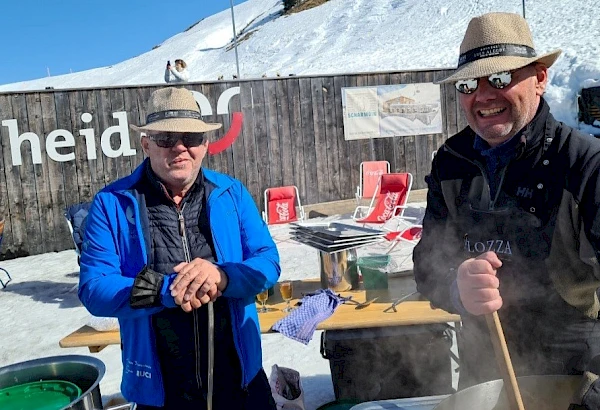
[{"left": 208, "top": 112, "right": 243, "bottom": 155}]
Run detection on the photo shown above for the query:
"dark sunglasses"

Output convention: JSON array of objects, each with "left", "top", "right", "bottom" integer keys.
[
  {"left": 148, "top": 133, "right": 205, "bottom": 148},
  {"left": 455, "top": 71, "right": 514, "bottom": 94}
]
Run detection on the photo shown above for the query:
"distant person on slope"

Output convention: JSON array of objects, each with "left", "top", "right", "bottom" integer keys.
[{"left": 164, "top": 59, "right": 190, "bottom": 83}]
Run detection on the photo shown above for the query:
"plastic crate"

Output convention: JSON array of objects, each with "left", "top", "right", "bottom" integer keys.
[{"left": 320, "top": 325, "right": 453, "bottom": 402}]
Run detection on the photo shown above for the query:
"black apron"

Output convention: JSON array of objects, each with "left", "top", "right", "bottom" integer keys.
[{"left": 455, "top": 198, "right": 600, "bottom": 389}]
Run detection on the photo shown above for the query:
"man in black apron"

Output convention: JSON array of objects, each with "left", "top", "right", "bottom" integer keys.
[{"left": 413, "top": 12, "right": 600, "bottom": 401}]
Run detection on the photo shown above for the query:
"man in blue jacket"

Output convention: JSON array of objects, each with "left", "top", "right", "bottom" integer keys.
[{"left": 78, "top": 87, "right": 280, "bottom": 409}]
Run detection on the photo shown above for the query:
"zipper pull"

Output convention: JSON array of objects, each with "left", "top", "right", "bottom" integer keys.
[{"left": 178, "top": 212, "right": 185, "bottom": 236}]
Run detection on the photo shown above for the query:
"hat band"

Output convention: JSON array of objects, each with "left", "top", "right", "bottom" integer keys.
[
  {"left": 146, "top": 110, "right": 202, "bottom": 124},
  {"left": 458, "top": 43, "right": 537, "bottom": 67}
]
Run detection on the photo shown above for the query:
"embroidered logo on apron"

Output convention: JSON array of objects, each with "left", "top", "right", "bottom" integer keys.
[{"left": 464, "top": 236, "right": 513, "bottom": 256}]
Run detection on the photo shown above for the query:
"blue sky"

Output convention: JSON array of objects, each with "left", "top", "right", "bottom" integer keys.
[{"left": 0, "top": 0, "right": 247, "bottom": 86}]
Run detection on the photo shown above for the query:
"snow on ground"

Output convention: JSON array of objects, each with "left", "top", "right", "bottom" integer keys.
[{"left": 0, "top": 205, "right": 427, "bottom": 409}]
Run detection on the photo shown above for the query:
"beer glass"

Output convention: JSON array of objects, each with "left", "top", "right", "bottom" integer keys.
[
  {"left": 279, "top": 280, "right": 293, "bottom": 313},
  {"left": 256, "top": 289, "right": 269, "bottom": 313}
]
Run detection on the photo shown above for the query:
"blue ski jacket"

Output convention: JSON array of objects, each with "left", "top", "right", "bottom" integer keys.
[{"left": 78, "top": 160, "right": 280, "bottom": 406}]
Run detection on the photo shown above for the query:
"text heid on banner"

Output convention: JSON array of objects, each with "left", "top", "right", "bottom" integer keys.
[{"left": 2, "top": 111, "right": 136, "bottom": 166}]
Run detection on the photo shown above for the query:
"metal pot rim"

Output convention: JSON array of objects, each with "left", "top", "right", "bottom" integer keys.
[
  {"left": 434, "top": 375, "right": 580, "bottom": 410},
  {"left": 0, "top": 354, "right": 106, "bottom": 410},
  {"left": 0, "top": 354, "right": 105, "bottom": 378}
]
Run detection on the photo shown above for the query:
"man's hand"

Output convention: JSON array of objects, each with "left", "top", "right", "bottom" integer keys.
[
  {"left": 457, "top": 251, "right": 503, "bottom": 315},
  {"left": 170, "top": 258, "right": 228, "bottom": 312}
]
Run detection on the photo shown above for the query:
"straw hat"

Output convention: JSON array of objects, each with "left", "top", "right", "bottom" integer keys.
[
  {"left": 130, "top": 87, "right": 222, "bottom": 133},
  {"left": 437, "top": 12, "right": 561, "bottom": 84}
]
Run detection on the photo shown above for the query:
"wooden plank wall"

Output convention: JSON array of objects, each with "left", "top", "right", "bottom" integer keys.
[{"left": 0, "top": 69, "right": 465, "bottom": 259}]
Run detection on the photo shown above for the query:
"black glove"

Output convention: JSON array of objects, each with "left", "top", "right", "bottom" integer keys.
[{"left": 130, "top": 265, "right": 165, "bottom": 308}]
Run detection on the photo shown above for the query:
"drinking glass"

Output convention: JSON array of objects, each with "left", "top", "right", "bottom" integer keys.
[
  {"left": 256, "top": 289, "right": 269, "bottom": 313},
  {"left": 279, "top": 280, "right": 293, "bottom": 313}
]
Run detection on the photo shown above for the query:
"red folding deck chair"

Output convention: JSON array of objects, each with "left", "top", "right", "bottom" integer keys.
[
  {"left": 355, "top": 161, "right": 390, "bottom": 203},
  {"left": 262, "top": 185, "right": 305, "bottom": 225},
  {"left": 383, "top": 224, "right": 423, "bottom": 266},
  {"left": 352, "top": 173, "right": 415, "bottom": 230}
]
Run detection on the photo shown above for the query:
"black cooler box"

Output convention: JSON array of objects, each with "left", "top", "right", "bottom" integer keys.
[{"left": 320, "top": 324, "right": 453, "bottom": 402}]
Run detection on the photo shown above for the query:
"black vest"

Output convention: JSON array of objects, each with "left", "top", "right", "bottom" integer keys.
[{"left": 137, "top": 164, "right": 241, "bottom": 402}]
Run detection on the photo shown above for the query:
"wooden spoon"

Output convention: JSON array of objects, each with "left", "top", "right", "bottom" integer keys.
[{"left": 485, "top": 311, "right": 525, "bottom": 410}]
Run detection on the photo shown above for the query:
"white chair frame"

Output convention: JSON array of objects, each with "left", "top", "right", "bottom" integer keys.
[{"left": 262, "top": 185, "right": 306, "bottom": 224}]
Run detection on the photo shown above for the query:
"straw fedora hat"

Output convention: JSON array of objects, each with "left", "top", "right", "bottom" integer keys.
[
  {"left": 130, "top": 87, "right": 222, "bottom": 133},
  {"left": 437, "top": 12, "right": 561, "bottom": 84}
]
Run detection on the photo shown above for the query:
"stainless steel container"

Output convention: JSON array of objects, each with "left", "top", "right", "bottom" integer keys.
[
  {"left": 319, "top": 248, "right": 358, "bottom": 292},
  {"left": 0, "top": 355, "right": 133, "bottom": 410},
  {"left": 433, "top": 375, "right": 579, "bottom": 410}
]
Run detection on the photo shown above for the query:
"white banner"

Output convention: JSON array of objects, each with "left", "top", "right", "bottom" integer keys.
[{"left": 342, "top": 83, "right": 442, "bottom": 140}]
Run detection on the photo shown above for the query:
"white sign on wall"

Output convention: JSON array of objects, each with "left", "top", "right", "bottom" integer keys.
[{"left": 342, "top": 83, "right": 442, "bottom": 140}]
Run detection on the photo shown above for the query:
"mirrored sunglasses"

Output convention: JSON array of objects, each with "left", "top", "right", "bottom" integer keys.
[
  {"left": 455, "top": 71, "right": 513, "bottom": 94},
  {"left": 148, "top": 133, "right": 205, "bottom": 148}
]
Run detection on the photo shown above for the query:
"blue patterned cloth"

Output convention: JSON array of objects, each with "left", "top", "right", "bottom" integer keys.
[{"left": 272, "top": 289, "right": 343, "bottom": 344}]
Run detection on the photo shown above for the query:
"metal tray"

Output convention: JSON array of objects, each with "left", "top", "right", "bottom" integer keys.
[
  {"left": 290, "top": 228, "right": 384, "bottom": 245},
  {"left": 291, "top": 221, "right": 385, "bottom": 240},
  {"left": 292, "top": 234, "right": 383, "bottom": 253}
]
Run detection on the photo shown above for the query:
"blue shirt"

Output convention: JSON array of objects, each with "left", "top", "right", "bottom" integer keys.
[{"left": 473, "top": 133, "right": 522, "bottom": 200}]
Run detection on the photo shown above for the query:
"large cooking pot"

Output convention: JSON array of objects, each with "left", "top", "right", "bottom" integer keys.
[
  {"left": 0, "top": 355, "right": 133, "bottom": 410},
  {"left": 434, "top": 375, "right": 580, "bottom": 410}
]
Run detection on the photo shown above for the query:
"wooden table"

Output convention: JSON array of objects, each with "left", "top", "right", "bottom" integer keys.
[{"left": 59, "top": 277, "right": 460, "bottom": 353}]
